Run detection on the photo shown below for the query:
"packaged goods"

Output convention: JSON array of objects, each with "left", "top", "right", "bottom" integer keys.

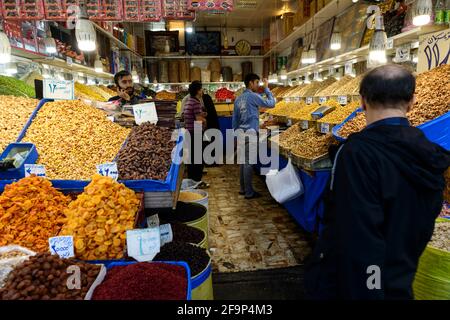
[
  {"left": 92, "top": 262, "right": 187, "bottom": 300},
  {"left": 154, "top": 242, "right": 209, "bottom": 276},
  {"left": 0, "top": 75, "right": 35, "bottom": 98},
  {"left": 201, "top": 69, "right": 211, "bottom": 83},
  {"left": 211, "top": 71, "right": 221, "bottom": 82},
  {"left": 0, "top": 253, "right": 101, "bottom": 300},
  {"left": 0, "top": 96, "right": 38, "bottom": 153},
  {"left": 59, "top": 175, "right": 141, "bottom": 260},
  {"left": 22, "top": 100, "right": 129, "bottom": 180},
  {"left": 159, "top": 61, "right": 169, "bottom": 83},
  {"left": 74, "top": 82, "right": 106, "bottom": 102},
  {"left": 191, "top": 67, "right": 201, "bottom": 81},
  {"left": 316, "top": 75, "right": 354, "bottom": 96},
  {"left": 0, "top": 176, "right": 71, "bottom": 252},
  {"left": 208, "top": 59, "right": 221, "bottom": 72},
  {"left": 117, "top": 123, "right": 175, "bottom": 180},
  {"left": 318, "top": 101, "right": 360, "bottom": 124},
  {"left": 179, "top": 60, "right": 190, "bottom": 83}
]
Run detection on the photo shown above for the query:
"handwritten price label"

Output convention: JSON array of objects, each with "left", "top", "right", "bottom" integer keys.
[
  {"left": 96, "top": 162, "right": 119, "bottom": 180},
  {"left": 24, "top": 164, "right": 46, "bottom": 177},
  {"left": 338, "top": 96, "right": 348, "bottom": 105},
  {"left": 43, "top": 79, "right": 74, "bottom": 100},
  {"left": 320, "top": 123, "right": 330, "bottom": 133},
  {"left": 126, "top": 228, "right": 160, "bottom": 262},
  {"left": 319, "top": 97, "right": 327, "bottom": 104},
  {"left": 306, "top": 97, "right": 313, "bottom": 104},
  {"left": 133, "top": 102, "right": 158, "bottom": 125},
  {"left": 49, "top": 236, "right": 74, "bottom": 259},
  {"left": 301, "top": 120, "right": 309, "bottom": 129}
]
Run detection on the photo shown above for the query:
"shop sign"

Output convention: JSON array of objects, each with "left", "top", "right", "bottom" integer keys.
[
  {"left": 24, "top": 164, "right": 46, "bottom": 177},
  {"left": 43, "top": 79, "right": 74, "bottom": 100},
  {"left": 126, "top": 228, "right": 160, "bottom": 262},
  {"left": 188, "top": 0, "right": 233, "bottom": 11},
  {"left": 132, "top": 102, "right": 158, "bottom": 125},
  {"left": 49, "top": 236, "right": 74, "bottom": 259},
  {"left": 96, "top": 162, "right": 119, "bottom": 180},
  {"left": 338, "top": 96, "right": 348, "bottom": 105},
  {"left": 418, "top": 28, "right": 450, "bottom": 73}
]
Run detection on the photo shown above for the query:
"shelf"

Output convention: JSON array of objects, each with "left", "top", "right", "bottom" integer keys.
[
  {"left": 11, "top": 48, "right": 114, "bottom": 79},
  {"left": 151, "top": 82, "right": 244, "bottom": 85},
  {"left": 143, "top": 55, "right": 264, "bottom": 60},
  {"left": 286, "top": 26, "right": 445, "bottom": 77},
  {"left": 93, "top": 24, "right": 143, "bottom": 60}
]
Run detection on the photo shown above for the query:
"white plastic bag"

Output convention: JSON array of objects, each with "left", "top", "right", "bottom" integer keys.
[{"left": 265, "top": 158, "right": 304, "bottom": 203}]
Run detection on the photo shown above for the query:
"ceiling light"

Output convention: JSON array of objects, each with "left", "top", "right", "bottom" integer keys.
[
  {"left": 0, "top": 30, "right": 11, "bottom": 64},
  {"left": 76, "top": 18, "right": 97, "bottom": 52},
  {"left": 144, "top": 75, "right": 150, "bottom": 85},
  {"left": 308, "top": 48, "right": 317, "bottom": 64},
  {"left": 301, "top": 50, "right": 309, "bottom": 64},
  {"left": 352, "top": 0, "right": 359, "bottom": 3},
  {"left": 268, "top": 73, "right": 278, "bottom": 84},
  {"left": 412, "top": 0, "right": 432, "bottom": 26},
  {"left": 330, "top": 32, "right": 342, "bottom": 51},
  {"left": 369, "top": 16, "right": 387, "bottom": 65},
  {"left": 279, "top": 66, "right": 287, "bottom": 80},
  {"left": 185, "top": 21, "right": 194, "bottom": 33}
]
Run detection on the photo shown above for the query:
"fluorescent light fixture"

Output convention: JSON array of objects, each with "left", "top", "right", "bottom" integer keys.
[
  {"left": 308, "top": 48, "right": 317, "bottom": 64},
  {"left": 279, "top": 66, "right": 287, "bottom": 80},
  {"left": 144, "top": 75, "right": 150, "bottom": 85},
  {"left": 301, "top": 50, "right": 309, "bottom": 64}
]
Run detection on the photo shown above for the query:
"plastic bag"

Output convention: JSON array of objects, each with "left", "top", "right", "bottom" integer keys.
[{"left": 265, "top": 158, "right": 304, "bottom": 203}]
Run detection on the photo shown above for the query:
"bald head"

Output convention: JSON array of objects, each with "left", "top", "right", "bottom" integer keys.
[{"left": 359, "top": 64, "right": 415, "bottom": 110}]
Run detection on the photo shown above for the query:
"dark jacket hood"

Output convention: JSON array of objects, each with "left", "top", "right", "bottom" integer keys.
[{"left": 347, "top": 125, "right": 450, "bottom": 191}]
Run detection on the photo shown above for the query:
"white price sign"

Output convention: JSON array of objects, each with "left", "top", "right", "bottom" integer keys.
[
  {"left": 285, "top": 97, "right": 291, "bottom": 102},
  {"left": 319, "top": 97, "right": 327, "bottom": 104},
  {"left": 126, "top": 228, "right": 161, "bottom": 262},
  {"left": 301, "top": 120, "right": 309, "bottom": 129},
  {"left": 96, "top": 162, "right": 119, "bottom": 180},
  {"left": 43, "top": 79, "right": 74, "bottom": 100},
  {"left": 320, "top": 123, "right": 330, "bottom": 133},
  {"left": 133, "top": 102, "right": 158, "bottom": 125},
  {"left": 345, "top": 63, "right": 353, "bottom": 75},
  {"left": 147, "top": 214, "right": 160, "bottom": 228},
  {"left": 395, "top": 45, "right": 411, "bottom": 62},
  {"left": 49, "top": 236, "right": 74, "bottom": 259},
  {"left": 386, "top": 37, "right": 394, "bottom": 50},
  {"left": 338, "top": 96, "right": 348, "bottom": 105},
  {"left": 294, "top": 97, "right": 301, "bottom": 102},
  {"left": 160, "top": 224, "right": 173, "bottom": 246},
  {"left": 225, "top": 99, "right": 232, "bottom": 103},
  {"left": 287, "top": 119, "right": 292, "bottom": 126},
  {"left": 24, "top": 164, "right": 46, "bottom": 177},
  {"left": 306, "top": 97, "right": 313, "bottom": 104},
  {"left": 314, "top": 71, "right": 319, "bottom": 80}
]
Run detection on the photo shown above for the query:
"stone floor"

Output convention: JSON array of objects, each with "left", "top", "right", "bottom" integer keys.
[{"left": 205, "top": 165, "right": 313, "bottom": 273}]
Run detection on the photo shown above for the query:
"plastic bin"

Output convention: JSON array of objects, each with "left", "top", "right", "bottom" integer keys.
[
  {"left": 332, "top": 108, "right": 363, "bottom": 142},
  {"left": 0, "top": 143, "right": 38, "bottom": 180}
]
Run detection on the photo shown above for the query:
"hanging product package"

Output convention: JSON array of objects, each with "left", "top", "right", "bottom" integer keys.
[{"left": 265, "top": 158, "right": 304, "bottom": 204}]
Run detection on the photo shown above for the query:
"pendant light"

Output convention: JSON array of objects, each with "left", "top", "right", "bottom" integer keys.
[
  {"left": 44, "top": 28, "right": 57, "bottom": 54},
  {"left": 185, "top": 21, "right": 194, "bottom": 33},
  {"left": 94, "top": 55, "right": 103, "bottom": 73},
  {"left": 132, "top": 67, "right": 139, "bottom": 82},
  {"left": 0, "top": 24, "right": 11, "bottom": 64},
  {"left": 369, "top": 15, "right": 387, "bottom": 64},
  {"left": 412, "top": 0, "right": 433, "bottom": 26},
  {"left": 308, "top": 47, "right": 317, "bottom": 64},
  {"left": 75, "top": 2, "right": 97, "bottom": 52},
  {"left": 144, "top": 75, "right": 150, "bottom": 85},
  {"left": 301, "top": 48, "right": 309, "bottom": 64},
  {"left": 279, "top": 65, "right": 287, "bottom": 80},
  {"left": 330, "top": 1, "right": 341, "bottom": 51}
]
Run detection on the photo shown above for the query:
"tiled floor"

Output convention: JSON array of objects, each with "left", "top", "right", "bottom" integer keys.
[{"left": 206, "top": 165, "right": 312, "bottom": 273}]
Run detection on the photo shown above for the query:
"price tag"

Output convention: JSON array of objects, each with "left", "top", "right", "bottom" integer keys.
[
  {"left": 294, "top": 97, "right": 301, "bottom": 102},
  {"left": 96, "top": 162, "right": 119, "bottom": 180},
  {"left": 395, "top": 45, "right": 410, "bottom": 62},
  {"left": 132, "top": 102, "right": 158, "bottom": 125},
  {"left": 338, "top": 96, "right": 348, "bottom": 105},
  {"left": 320, "top": 123, "right": 330, "bottom": 133},
  {"left": 345, "top": 62, "right": 353, "bottom": 75},
  {"left": 225, "top": 99, "right": 232, "bottom": 103},
  {"left": 160, "top": 224, "right": 173, "bottom": 246},
  {"left": 306, "top": 97, "right": 313, "bottom": 104},
  {"left": 126, "top": 228, "right": 161, "bottom": 262},
  {"left": 24, "top": 164, "right": 46, "bottom": 177},
  {"left": 147, "top": 214, "right": 160, "bottom": 228},
  {"left": 43, "top": 79, "right": 74, "bottom": 100},
  {"left": 301, "top": 120, "right": 309, "bottom": 129},
  {"left": 287, "top": 119, "right": 292, "bottom": 126},
  {"left": 66, "top": 57, "right": 73, "bottom": 66},
  {"left": 107, "top": 116, "right": 115, "bottom": 122},
  {"left": 319, "top": 97, "right": 327, "bottom": 104},
  {"left": 284, "top": 97, "right": 291, "bottom": 102},
  {"left": 314, "top": 71, "right": 319, "bottom": 80},
  {"left": 49, "top": 236, "right": 74, "bottom": 259},
  {"left": 386, "top": 37, "right": 394, "bottom": 50}
]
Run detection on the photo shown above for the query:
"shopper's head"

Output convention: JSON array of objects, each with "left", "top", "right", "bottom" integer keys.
[
  {"left": 114, "top": 70, "right": 134, "bottom": 96},
  {"left": 359, "top": 64, "right": 415, "bottom": 113},
  {"left": 245, "top": 73, "right": 260, "bottom": 92},
  {"left": 189, "top": 80, "right": 203, "bottom": 99}
]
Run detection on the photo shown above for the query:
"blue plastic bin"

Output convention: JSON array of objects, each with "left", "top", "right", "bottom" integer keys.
[
  {"left": 0, "top": 143, "right": 39, "bottom": 180},
  {"left": 332, "top": 108, "right": 363, "bottom": 142}
]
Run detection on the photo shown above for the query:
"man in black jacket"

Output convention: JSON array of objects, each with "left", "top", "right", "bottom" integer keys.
[{"left": 305, "top": 64, "right": 450, "bottom": 300}]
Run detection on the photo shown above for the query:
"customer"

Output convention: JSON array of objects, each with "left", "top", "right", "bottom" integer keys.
[
  {"left": 183, "top": 81, "right": 208, "bottom": 184},
  {"left": 109, "top": 70, "right": 143, "bottom": 106},
  {"left": 305, "top": 64, "right": 450, "bottom": 300},
  {"left": 232, "top": 74, "right": 276, "bottom": 199}
]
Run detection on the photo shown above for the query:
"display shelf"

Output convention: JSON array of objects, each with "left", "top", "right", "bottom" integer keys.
[
  {"left": 151, "top": 81, "right": 244, "bottom": 85},
  {"left": 143, "top": 55, "right": 264, "bottom": 60},
  {"left": 11, "top": 47, "right": 114, "bottom": 79},
  {"left": 286, "top": 26, "right": 446, "bottom": 77},
  {"left": 93, "top": 23, "right": 142, "bottom": 59}
]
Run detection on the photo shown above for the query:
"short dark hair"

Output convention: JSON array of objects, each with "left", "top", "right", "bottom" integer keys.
[
  {"left": 189, "top": 80, "right": 202, "bottom": 97},
  {"left": 244, "top": 73, "right": 260, "bottom": 87},
  {"left": 114, "top": 70, "right": 131, "bottom": 86},
  {"left": 359, "top": 64, "right": 415, "bottom": 109}
]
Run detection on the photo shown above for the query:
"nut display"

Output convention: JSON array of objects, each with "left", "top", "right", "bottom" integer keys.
[
  {"left": 74, "top": 82, "right": 107, "bottom": 102},
  {"left": 265, "top": 101, "right": 305, "bottom": 117},
  {"left": 59, "top": 174, "right": 141, "bottom": 260},
  {"left": 302, "top": 78, "right": 337, "bottom": 97},
  {"left": 428, "top": 222, "right": 450, "bottom": 252},
  {"left": 117, "top": 123, "right": 176, "bottom": 180},
  {"left": 0, "top": 176, "right": 71, "bottom": 252},
  {"left": 337, "top": 111, "right": 366, "bottom": 138},
  {"left": 333, "top": 74, "right": 363, "bottom": 95},
  {"left": 0, "top": 253, "right": 101, "bottom": 300},
  {"left": 316, "top": 76, "right": 354, "bottom": 96},
  {"left": 407, "top": 64, "right": 450, "bottom": 126},
  {"left": 0, "top": 75, "right": 35, "bottom": 98},
  {"left": 87, "top": 86, "right": 114, "bottom": 101},
  {"left": 23, "top": 100, "right": 130, "bottom": 180},
  {"left": 0, "top": 250, "right": 28, "bottom": 260},
  {"left": 0, "top": 96, "right": 38, "bottom": 153},
  {"left": 156, "top": 90, "right": 177, "bottom": 100},
  {"left": 290, "top": 103, "right": 320, "bottom": 121},
  {"left": 318, "top": 101, "right": 360, "bottom": 124}
]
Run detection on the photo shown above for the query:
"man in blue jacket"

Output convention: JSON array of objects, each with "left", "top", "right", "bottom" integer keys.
[
  {"left": 305, "top": 64, "right": 450, "bottom": 299},
  {"left": 233, "top": 73, "right": 276, "bottom": 199}
]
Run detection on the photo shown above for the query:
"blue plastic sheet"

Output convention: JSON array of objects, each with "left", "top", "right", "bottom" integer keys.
[{"left": 332, "top": 108, "right": 363, "bottom": 142}]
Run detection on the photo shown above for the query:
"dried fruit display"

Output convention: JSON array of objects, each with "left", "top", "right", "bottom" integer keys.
[
  {"left": 278, "top": 123, "right": 303, "bottom": 149},
  {"left": 88, "top": 86, "right": 114, "bottom": 101},
  {"left": 59, "top": 175, "right": 141, "bottom": 260},
  {"left": 23, "top": 100, "right": 130, "bottom": 180},
  {"left": 215, "top": 87, "right": 235, "bottom": 101},
  {"left": 265, "top": 101, "right": 305, "bottom": 117},
  {"left": 290, "top": 103, "right": 320, "bottom": 121},
  {"left": 178, "top": 191, "right": 205, "bottom": 202},
  {"left": 74, "top": 82, "right": 107, "bottom": 102},
  {"left": 318, "top": 101, "right": 360, "bottom": 124},
  {"left": 333, "top": 74, "right": 363, "bottom": 95},
  {"left": 407, "top": 64, "right": 450, "bottom": 126},
  {"left": 0, "top": 96, "right": 38, "bottom": 153},
  {"left": 0, "top": 176, "right": 71, "bottom": 252},
  {"left": 98, "top": 85, "right": 117, "bottom": 96},
  {"left": 337, "top": 111, "right": 366, "bottom": 138},
  {"left": 117, "top": 123, "right": 176, "bottom": 180},
  {"left": 155, "top": 90, "right": 177, "bottom": 100},
  {"left": 0, "top": 75, "right": 35, "bottom": 98},
  {"left": 279, "top": 127, "right": 335, "bottom": 159},
  {"left": 0, "top": 253, "right": 101, "bottom": 300},
  {"left": 428, "top": 222, "right": 450, "bottom": 252},
  {"left": 282, "top": 84, "right": 308, "bottom": 98},
  {"left": 297, "top": 78, "right": 337, "bottom": 97},
  {"left": 316, "top": 76, "right": 354, "bottom": 96}
]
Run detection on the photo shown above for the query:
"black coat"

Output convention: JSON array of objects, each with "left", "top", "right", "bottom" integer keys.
[
  {"left": 305, "top": 124, "right": 450, "bottom": 300},
  {"left": 202, "top": 94, "right": 220, "bottom": 131}
]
